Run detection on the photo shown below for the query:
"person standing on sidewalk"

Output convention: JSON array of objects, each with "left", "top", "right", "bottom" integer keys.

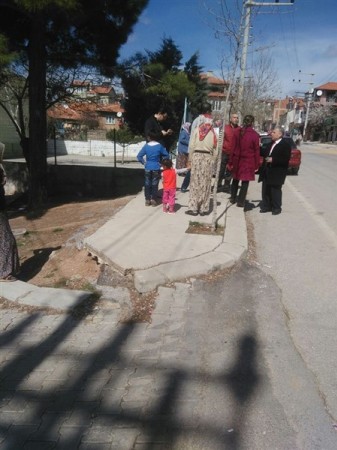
[
  {"left": 0, "top": 162, "right": 20, "bottom": 282},
  {"left": 185, "top": 115, "right": 218, "bottom": 216},
  {"left": 161, "top": 159, "right": 188, "bottom": 214},
  {"left": 176, "top": 122, "right": 191, "bottom": 192},
  {"left": 258, "top": 126, "right": 291, "bottom": 215},
  {"left": 137, "top": 132, "right": 169, "bottom": 207},
  {"left": 228, "top": 114, "right": 260, "bottom": 208},
  {"left": 217, "top": 112, "right": 240, "bottom": 192},
  {"left": 144, "top": 107, "right": 173, "bottom": 153}
]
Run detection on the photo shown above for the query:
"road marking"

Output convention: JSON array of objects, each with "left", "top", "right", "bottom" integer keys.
[{"left": 287, "top": 179, "right": 337, "bottom": 250}]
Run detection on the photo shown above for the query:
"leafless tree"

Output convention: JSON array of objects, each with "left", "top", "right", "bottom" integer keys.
[{"left": 203, "top": 1, "right": 280, "bottom": 122}]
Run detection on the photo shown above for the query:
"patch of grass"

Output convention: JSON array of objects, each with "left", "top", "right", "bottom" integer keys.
[
  {"left": 52, "top": 278, "right": 101, "bottom": 298},
  {"left": 53, "top": 227, "right": 63, "bottom": 232},
  {"left": 186, "top": 221, "right": 224, "bottom": 236},
  {"left": 53, "top": 277, "right": 68, "bottom": 288},
  {"left": 80, "top": 281, "right": 99, "bottom": 293}
]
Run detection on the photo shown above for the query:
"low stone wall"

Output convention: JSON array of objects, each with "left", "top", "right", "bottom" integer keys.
[
  {"left": 47, "top": 139, "right": 145, "bottom": 160},
  {"left": 3, "top": 161, "right": 144, "bottom": 198}
]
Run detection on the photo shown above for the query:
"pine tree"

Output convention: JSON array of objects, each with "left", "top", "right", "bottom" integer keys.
[{"left": 0, "top": 0, "right": 149, "bottom": 209}]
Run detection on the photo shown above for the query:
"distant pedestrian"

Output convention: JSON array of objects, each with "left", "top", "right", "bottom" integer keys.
[
  {"left": 0, "top": 161, "right": 20, "bottom": 282},
  {"left": 144, "top": 107, "right": 173, "bottom": 153},
  {"left": 161, "top": 159, "right": 188, "bottom": 214},
  {"left": 259, "top": 126, "right": 291, "bottom": 215},
  {"left": 228, "top": 114, "right": 260, "bottom": 208},
  {"left": 295, "top": 131, "right": 302, "bottom": 146},
  {"left": 137, "top": 132, "right": 169, "bottom": 207},
  {"left": 218, "top": 112, "right": 240, "bottom": 192},
  {"left": 186, "top": 114, "right": 218, "bottom": 216},
  {"left": 176, "top": 122, "right": 191, "bottom": 192}
]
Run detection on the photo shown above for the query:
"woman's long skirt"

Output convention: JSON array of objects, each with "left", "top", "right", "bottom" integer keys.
[
  {"left": 0, "top": 212, "right": 19, "bottom": 279},
  {"left": 188, "top": 152, "right": 213, "bottom": 214},
  {"left": 176, "top": 153, "right": 188, "bottom": 170}
]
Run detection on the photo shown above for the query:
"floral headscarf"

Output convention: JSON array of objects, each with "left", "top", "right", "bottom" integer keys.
[
  {"left": 198, "top": 121, "right": 217, "bottom": 147},
  {"left": 198, "top": 123, "right": 213, "bottom": 141}
]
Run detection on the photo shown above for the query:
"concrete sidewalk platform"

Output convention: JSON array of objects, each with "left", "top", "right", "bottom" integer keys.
[
  {"left": 84, "top": 188, "right": 248, "bottom": 293},
  {"left": 0, "top": 280, "right": 92, "bottom": 311},
  {"left": 1, "top": 186, "right": 247, "bottom": 308}
]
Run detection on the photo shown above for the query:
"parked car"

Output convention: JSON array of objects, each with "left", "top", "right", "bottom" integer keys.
[{"left": 259, "top": 134, "right": 302, "bottom": 175}]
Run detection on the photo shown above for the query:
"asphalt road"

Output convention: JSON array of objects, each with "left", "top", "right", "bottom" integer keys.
[{"left": 245, "top": 141, "right": 337, "bottom": 448}]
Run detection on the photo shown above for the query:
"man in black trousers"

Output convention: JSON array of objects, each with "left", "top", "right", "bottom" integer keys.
[{"left": 259, "top": 126, "right": 291, "bottom": 215}]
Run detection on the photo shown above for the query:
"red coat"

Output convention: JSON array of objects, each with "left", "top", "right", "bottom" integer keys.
[
  {"left": 229, "top": 126, "right": 260, "bottom": 181},
  {"left": 222, "top": 124, "right": 241, "bottom": 155}
]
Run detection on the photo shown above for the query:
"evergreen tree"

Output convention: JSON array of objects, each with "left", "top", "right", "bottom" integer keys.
[
  {"left": 0, "top": 0, "right": 149, "bottom": 209},
  {"left": 184, "top": 52, "right": 208, "bottom": 119},
  {"left": 118, "top": 38, "right": 206, "bottom": 149}
]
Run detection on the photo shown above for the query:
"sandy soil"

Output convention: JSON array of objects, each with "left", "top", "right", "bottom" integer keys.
[{"left": 9, "top": 196, "right": 133, "bottom": 291}]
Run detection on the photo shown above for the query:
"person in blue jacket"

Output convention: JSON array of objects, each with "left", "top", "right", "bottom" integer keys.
[
  {"left": 176, "top": 122, "right": 191, "bottom": 192},
  {"left": 137, "top": 131, "right": 169, "bottom": 206}
]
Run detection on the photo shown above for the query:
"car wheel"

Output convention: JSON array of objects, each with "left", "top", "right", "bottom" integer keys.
[{"left": 293, "top": 167, "right": 299, "bottom": 175}]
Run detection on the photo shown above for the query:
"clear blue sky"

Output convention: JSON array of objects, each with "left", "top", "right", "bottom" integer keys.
[{"left": 118, "top": 0, "right": 337, "bottom": 98}]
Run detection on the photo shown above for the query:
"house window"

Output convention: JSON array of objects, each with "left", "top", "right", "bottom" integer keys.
[
  {"left": 212, "top": 100, "right": 222, "bottom": 111},
  {"left": 105, "top": 116, "right": 115, "bottom": 124},
  {"left": 74, "top": 87, "right": 86, "bottom": 95}
]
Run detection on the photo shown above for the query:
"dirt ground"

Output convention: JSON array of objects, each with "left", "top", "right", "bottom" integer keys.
[{"left": 8, "top": 195, "right": 133, "bottom": 291}]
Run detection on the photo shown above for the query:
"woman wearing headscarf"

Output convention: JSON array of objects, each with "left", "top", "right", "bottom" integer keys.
[
  {"left": 227, "top": 114, "right": 260, "bottom": 208},
  {"left": 185, "top": 115, "right": 217, "bottom": 216},
  {"left": 0, "top": 148, "right": 20, "bottom": 282},
  {"left": 176, "top": 122, "right": 191, "bottom": 192}
]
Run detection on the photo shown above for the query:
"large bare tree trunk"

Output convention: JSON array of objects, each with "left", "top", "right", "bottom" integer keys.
[{"left": 28, "top": 12, "right": 47, "bottom": 210}]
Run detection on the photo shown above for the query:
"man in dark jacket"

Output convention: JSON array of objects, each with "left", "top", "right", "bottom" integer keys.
[
  {"left": 259, "top": 126, "right": 291, "bottom": 215},
  {"left": 144, "top": 108, "right": 173, "bottom": 152}
]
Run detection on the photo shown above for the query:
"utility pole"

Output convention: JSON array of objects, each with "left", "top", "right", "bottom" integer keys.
[
  {"left": 237, "top": 1, "right": 295, "bottom": 116},
  {"left": 303, "top": 88, "right": 314, "bottom": 140},
  {"left": 293, "top": 71, "right": 315, "bottom": 141}
]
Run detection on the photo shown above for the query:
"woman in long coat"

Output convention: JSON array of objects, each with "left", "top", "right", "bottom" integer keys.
[{"left": 228, "top": 115, "right": 260, "bottom": 207}]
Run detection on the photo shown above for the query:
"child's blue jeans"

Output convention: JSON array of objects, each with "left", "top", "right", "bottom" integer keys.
[{"left": 144, "top": 170, "right": 161, "bottom": 200}]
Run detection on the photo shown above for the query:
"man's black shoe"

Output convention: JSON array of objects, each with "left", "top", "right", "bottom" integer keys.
[
  {"left": 260, "top": 208, "right": 271, "bottom": 213},
  {"left": 272, "top": 209, "right": 281, "bottom": 215}
]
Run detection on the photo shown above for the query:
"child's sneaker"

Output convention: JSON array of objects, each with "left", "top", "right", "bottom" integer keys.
[
  {"left": 163, "top": 208, "right": 168, "bottom": 213},
  {"left": 168, "top": 210, "right": 175, "bottom": 214}
]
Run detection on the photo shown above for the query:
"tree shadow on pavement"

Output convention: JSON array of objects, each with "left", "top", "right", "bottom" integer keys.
[{"left": 0, "top": 308, "right": 261, "bottom": 449}]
